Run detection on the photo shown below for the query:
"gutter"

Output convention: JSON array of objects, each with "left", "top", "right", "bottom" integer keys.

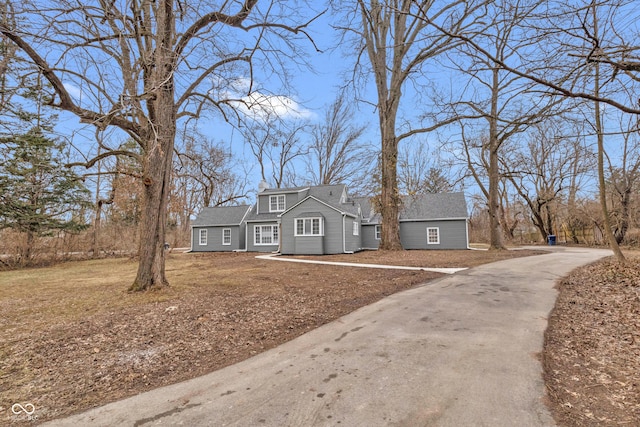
[{"left": 342, "top": 214, "right": 346, "bottom": 254}]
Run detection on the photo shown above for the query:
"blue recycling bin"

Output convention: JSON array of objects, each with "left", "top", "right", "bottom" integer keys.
[{"left": 547, "top": 235, "right": 556, "bottom": 246}]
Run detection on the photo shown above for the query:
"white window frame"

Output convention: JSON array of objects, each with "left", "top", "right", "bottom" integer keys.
[
  {"left": 353, "top": 221, "right": 359, "bottom": 236},
  {"left": 427, "top": 227, "right": 440, "bottom": 245},
  {"left": 269, "top": 195, "right": 286, "bottom": 212},
  {"left": 199, "top": 229, "right": 207, "bottom": 245},
  {"left": 295, "top": 217, "right": 323, "bottom": 236},
  {"left": 222, "top": 228, "right": 231, "bottom": 245},
  {"left": 375, "top": 225, "right": 381, "bottom": 240},
  {"left": 254, "top": 225, "right": 279, "bottom": 245}
]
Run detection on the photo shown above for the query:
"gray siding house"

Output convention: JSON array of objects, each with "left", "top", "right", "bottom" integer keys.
[
  {"left": 358, "top": 192, "right": 470, "bottom": 250},
  {"left": 190, "top": 205, "right": 251, "bottom": 252},
  {"left": 191, "top": 183, "right": 469, "bottom": 254}
]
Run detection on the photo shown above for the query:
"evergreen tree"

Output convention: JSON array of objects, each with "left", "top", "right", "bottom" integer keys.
[{"left": 0, "top": 128, "right": 91, "bottom": 263}]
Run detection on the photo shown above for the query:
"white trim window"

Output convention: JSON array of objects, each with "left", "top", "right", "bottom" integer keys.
[
  {"left": 353, "top": 221, "right": 359, "bottom": 236},
  {"left": 375, "top": 225, "right": 381, "bottom": 240},
  {"left": 255, "top": 225, "right": 279, "bottom": 245},
  {"left": 269, "top": 195, "right": 286, "bottom": 212},
  {"left": 199, "top": 229, "right": 207, "bottom": 245},
  {"left": 222, "top": 228, "right": 231, "bottom": 245},
  {"left": 295, "top": 218, "right": 323, "bottom": 236},
  {"left": 427, "top": 227, "right": 440, "bottom": 245}
]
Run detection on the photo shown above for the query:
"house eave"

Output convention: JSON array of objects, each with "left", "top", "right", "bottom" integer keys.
[
  {"left": 279, "top": 195, "right": 357, "bottom": 218},
  {"left": 399, "top": 217, "right": 468, "bottom": 222},
  {"left": 192, "top": 223, "right": 242, "bottom": 227},
  {"left": 262, "top": 187, "right": 310, "bottom": 195}
]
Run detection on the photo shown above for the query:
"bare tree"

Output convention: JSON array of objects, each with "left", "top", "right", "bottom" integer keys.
[
  {"left": 433, "top": 0, "right": 640, "bottom": 115},
  {"left": 589, "top": 0, "right": 627, "bottom": 261},
  {"left": 304, "top": 93, "right": 373, "bottom": 191},
  {"left": 243, "top": 118, "right": 309, "bottom": 188},
  {"left": 0, "top": 0, "right": 27, "bottom": 136},
  {"left": 431, "top": 0, "right": 640, "bottom": 260},
  {"left": 497, "top": 183, "right": 525, "bottom": 242},
  {"left": 504, "top": 122, "right": 595, "bottom": 241},
  {"left": 606, "top": 117, "right": 640, "bottom": 244},
  {"left": 398, "top": 142, "right": 453, "bottom": 195},
  {"left": 1, "top": 1, "right": 317, "bottom": 290},
  {"left": 438, "top": 0, "right": 568, "bottom": 250},
  {"left": 174, "top": 129, "right": 248, "bottom": 208},
  {"left": 169, "top": 129, "right": 248, "bottom": 245},
  {"left": 338, "top": 0, "right": 486, "bottom": 250}
]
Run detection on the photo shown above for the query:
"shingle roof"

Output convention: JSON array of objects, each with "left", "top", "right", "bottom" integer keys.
[
  {"left": 192, "top": 205, "right": 251, "bottom": 226},
  {"left": 400, "top": 192, "right": 468, "bottom": 220},
  {"left": 294, "top": 184, "right": 362, "bottom": 216},
  {"left": 355, "top": 192, "right": 468, "bottom": 224},
  {"left": 244, "top": 203, "right": 279, "bottom": 222}
]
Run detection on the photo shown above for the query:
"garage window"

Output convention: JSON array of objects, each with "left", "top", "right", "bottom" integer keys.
[{"left": 427, "top": 227, "right": 440, "bottom": 244}]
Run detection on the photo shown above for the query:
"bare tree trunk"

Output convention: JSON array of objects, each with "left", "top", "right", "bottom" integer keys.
[
  {"left": 131, "top": 137, "right": 174, "bottom": 290},
  {"left": 592, "top": 2, "right": 625, "bottom": 263},
  {"left": 91, "top": 143, "right": 103, "bottom": 259},
  {"left": 379, "top": 121, "right": 402, "bottom": 250},
  {"left": 488, "top": 67, "right": 506, "bottom": 250},
  {"left": 613, "top": 188, "right": 631, "bottom": 244},
  {"left": 23, "top": 230, "right": 34, "bottom": 266},
  {"left": 92, "top": 203, "right": 102, "bottom": 258},
  {"left": 130, "top": 0, "right": 176, "bottom": 291}
]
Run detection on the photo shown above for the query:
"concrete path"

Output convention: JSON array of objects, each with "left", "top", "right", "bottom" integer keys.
[
  {"left": 44, "top": 246, "right": 611, "bottom": 427},
  {"left": 255, "top": 253, "right": 468, "bottom": 274}
]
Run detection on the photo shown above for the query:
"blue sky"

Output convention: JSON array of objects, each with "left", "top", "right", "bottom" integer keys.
[
  {"left": 51, "top": 1, "right": 638, "bottom": 205},
  {"left": 55, "top": 9, "right": 364, "bottom": 191}
]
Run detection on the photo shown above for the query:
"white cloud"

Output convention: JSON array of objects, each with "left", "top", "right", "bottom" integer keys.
[
  {"left": 237, "top": 92, "right": 315, "bottom": 122},
  {"left": 214, "top": 76, "right": 315, "bottom": 122},
  {"left": 63, "top": 82, "right": 83, "bottom": 101}
]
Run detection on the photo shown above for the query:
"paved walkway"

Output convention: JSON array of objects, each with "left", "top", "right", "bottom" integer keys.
[
  {"left": 255, "top": 253, "right": 468, "bottom": 274},
  {"left": 44, "top": 247, "right": 611, "bottom": 427}
]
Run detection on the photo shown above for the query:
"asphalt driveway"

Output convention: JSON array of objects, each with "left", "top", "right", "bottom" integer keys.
[{"left": 43, "top": 246, "right": 611, "bottom": 427}]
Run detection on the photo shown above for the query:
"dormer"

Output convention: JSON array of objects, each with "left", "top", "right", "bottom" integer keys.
[{"left": 256, "top": 186, "right": 309, "bottom": 215}]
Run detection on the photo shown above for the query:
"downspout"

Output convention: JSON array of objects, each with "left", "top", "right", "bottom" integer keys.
[
  {"left": 276, "top": 222, "right": 282, "bottom": 254},
  {"left": 245, "top": 222, "right": 248, "bottom": 252},
  {"left": 342, "top": 214, "right": 346, "bottom": 253},
  {"left": 466, "top": 218, "right": 471, "bottom": 250}
]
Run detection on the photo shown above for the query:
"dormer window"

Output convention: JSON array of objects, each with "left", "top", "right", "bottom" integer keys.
[{"left": 269, "top": 194, "right": 285, "bottom": 212}]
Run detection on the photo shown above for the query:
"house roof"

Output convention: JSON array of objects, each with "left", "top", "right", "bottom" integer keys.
[
  {"left": 244, "top": 204, "right": 280, "bottom": 222},
  {"left": 281, "top": 184, "right": 361, "bottom": 218},
  {"left": 356, "top": 192, "right": 468, "bottom": 224},
  {"left": 400, "top": 192, "right": 468, "bottom": 221},
  {"left": 260, "top": 186, "right": 309, "bottom": 195},
  {"left": 192, "top": 205, "right": 251, "bottom": 227}
]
